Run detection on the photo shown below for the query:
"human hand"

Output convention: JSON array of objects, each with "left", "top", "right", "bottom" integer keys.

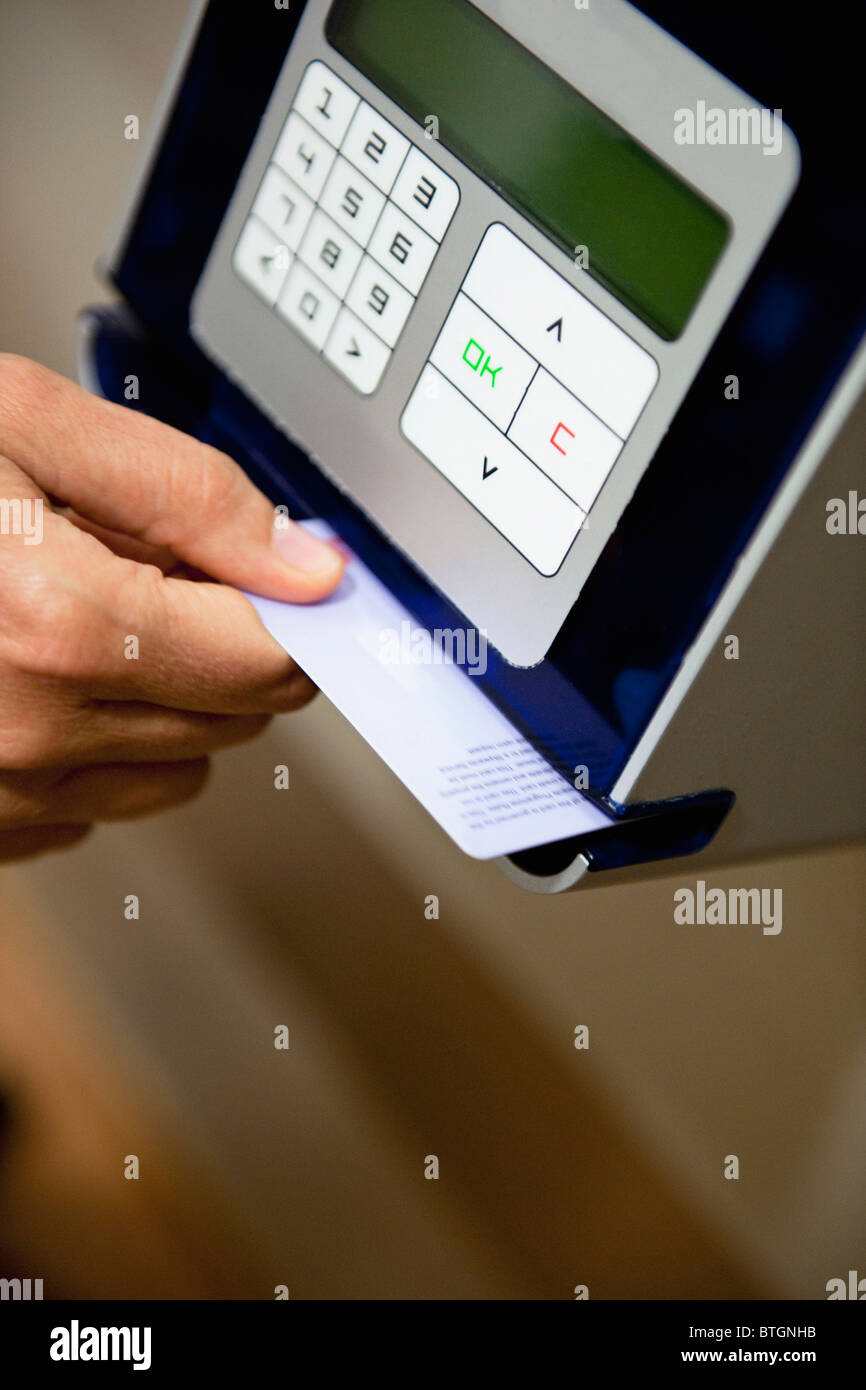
[{"left": 0, "top": 355, "right": 343, "bottom": 862}]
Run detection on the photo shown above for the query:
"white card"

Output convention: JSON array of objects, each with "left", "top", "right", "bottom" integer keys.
[{"left": 245, "top": 521, "right": 614, "bottom": 860}]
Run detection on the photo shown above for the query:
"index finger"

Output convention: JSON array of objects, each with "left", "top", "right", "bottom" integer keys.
[{"left": 0, "top": 355, "right": 343, "bottom": 602}]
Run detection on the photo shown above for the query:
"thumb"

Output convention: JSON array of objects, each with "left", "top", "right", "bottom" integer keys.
[{"left": 0, "top": 355, "right": 344, "bottom": 603}]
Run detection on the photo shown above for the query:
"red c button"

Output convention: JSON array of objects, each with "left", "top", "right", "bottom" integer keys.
[{"left": 550, "top": 421, "right": 576, "bottom": 456}]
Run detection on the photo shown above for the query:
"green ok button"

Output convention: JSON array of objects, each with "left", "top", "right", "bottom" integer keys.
[
  {"left": 462, "top": 338, "right": 502, "bottom": 387},
  {"left": 430, "top": 292, "right": 536, "bottom": 432}
]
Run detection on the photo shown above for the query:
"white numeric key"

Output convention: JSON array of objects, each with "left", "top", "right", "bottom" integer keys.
[
  {"left": 273, "top": 111, "right": 336, "bottom": 201},
  {"left": 292, "top": 61, "right": 358, "bottom": 147}
]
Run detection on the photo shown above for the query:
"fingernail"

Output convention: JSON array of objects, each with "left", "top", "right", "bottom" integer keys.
[{"left": 273, "top": 522, "right": 343, "bottom": 576}]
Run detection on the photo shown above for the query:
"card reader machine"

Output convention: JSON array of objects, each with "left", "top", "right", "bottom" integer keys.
[
  {"left": 88, "top": 0, "right": 866, "bottom": 891},
  {"left": 192, "top": 0, "right": 798, "bottom": 669}
]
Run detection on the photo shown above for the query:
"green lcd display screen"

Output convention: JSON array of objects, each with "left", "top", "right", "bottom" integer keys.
[{"left": 326, "top": 0, "right": 729, "bottom": 339}]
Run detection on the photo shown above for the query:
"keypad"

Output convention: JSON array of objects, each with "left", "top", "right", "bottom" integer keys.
[
  {"left": 233, "top": 60, "right": 459, "bottom": 395},
  {"left": 401, "top": 224, "right": 659, "bottom": 574}
]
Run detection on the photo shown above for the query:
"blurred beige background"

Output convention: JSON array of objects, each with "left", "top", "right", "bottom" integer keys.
[{"left": 0, "top": 0, "right": 863, "bottom": 1299}]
